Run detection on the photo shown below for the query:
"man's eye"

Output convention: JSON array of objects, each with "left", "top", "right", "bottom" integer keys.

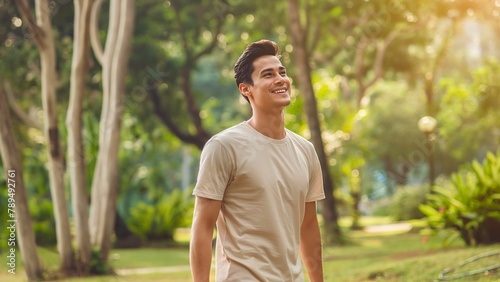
[{"left": 280, "top": 71, "right": 287, "bottom": 76}]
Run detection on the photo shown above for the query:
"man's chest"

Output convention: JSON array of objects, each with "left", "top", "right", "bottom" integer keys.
[{"left": 227, "top": 144, "right": 310, "bottom": 201}]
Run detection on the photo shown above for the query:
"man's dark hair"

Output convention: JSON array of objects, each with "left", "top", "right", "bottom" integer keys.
[{"left": 234, "top": 40, "right": 280, "bottom": 102}]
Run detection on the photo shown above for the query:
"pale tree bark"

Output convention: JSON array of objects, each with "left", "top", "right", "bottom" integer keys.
[
  {"left": 15, "top": 0, "right": 74, "bottom": 272},
  {"left": 90, "top": 0, "right": 105, "bottom": 66},
  {"left": 89, "top": 0, "right": 136, "bottom": 262},
  {"left": 0, "top": 82, "right": 43, "bottom": 281},
  {"left": 288, "top": 0, "right": 342, "bottom": 243},
  {"left": 66, "top": 0, "right": 93, "bottom": 273}
]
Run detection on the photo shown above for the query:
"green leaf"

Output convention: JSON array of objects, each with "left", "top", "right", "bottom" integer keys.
[
  {"left": 491, "top": 194, "right": 500, "bottom": 200},
  {"left": 461, "top": 212, "right": 478, "bottom": 220},
  {"left": 432, "top": 186, "right": 455, "bottom": 198},
  {"left": 419, "top": 205, "right": 439, "bottom": 216}
]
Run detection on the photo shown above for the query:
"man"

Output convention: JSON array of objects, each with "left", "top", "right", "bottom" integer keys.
[{"left": 190, "top": 39, "right": 325, "bottom": 282}]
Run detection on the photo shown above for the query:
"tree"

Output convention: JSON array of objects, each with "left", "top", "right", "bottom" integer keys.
[
  {"left": 309, "top": 0, "right": 432, "bottom": 228},
  {"left": 89, "top": 0, "right": 136, "bottom": 262},
  {"left": 324, "top": 1, "right": 427, "bottom": 107},
  {"left": 145, "top": 0, "right": 232, "bottom": 150},
  {"left": 13, "top": 0, "right": 137, "bottom": 274},
  {"left": 288, "top": 0, "right": 342, "bottom": 243},
  {"left": 15, "top": 0, "right": 74, "bottom": 272},
  {"left": 0, "top": 81, "right": 43, "bottom": 281},
  {"left": 66, "top": 0, "right": 93, "bottom": 272}
]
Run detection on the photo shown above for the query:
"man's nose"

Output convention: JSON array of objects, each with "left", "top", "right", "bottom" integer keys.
[{"left": 275, "top": 75, "right": 286, "bottom": 84}]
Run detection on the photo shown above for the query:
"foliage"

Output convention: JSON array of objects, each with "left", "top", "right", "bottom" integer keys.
[
  {"left": 0, "top": 177, "right": 8, "bottom": 253},
  {"left": 391, "top": 185, "right": 429, "bottom": 221},
  {"left": 357, "top": 81, "right": 426, "bottom": 194},
  {"left": 0, "top": 135, "right": 55, "bottom": 249},
  {"left": 437, "top": 66, "right": 498, "bottom": 168},
  {"left": 420, "top": 149, "right": 500, "bottom": 246},
  {"left": 0, "top": 1, "right": 499, "bottom": 277},
  {"left": 371, "top": 197, "right": 393, "bottom": 217},
  {"left": 29, "top": 196, "right": 57, "bottom": 246},
  {"left": 125, "top": 189, "right": 194, "bottom": 242},
  {"left": 88, "top": 248, "right": 110, "bottom": 275}
]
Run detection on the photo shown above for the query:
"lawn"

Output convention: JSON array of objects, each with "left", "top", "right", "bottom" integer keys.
[
  {"left": 2, "top": 219, "right": 499, "bottom": 281},
  {"left": 322, "top": 231, "right": 500, "bottom": 281}
]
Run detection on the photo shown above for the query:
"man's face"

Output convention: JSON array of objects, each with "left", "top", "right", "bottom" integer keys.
[{"left": 242, "top": 55, "right": 291, "bottom": 110}]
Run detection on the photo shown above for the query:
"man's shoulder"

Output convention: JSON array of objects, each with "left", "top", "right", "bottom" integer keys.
[
  {"left": 286, "top": 129, "right": 313, "bottom": 147},
  {"left": 206, "top": 122, "right": 250, "bottom": 147}
]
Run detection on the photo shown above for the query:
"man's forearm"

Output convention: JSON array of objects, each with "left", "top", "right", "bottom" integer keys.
[
  {"left": 300, "top": 209, "right": 323, "bottom": 282},
  {"left": 300, "top": 232, "right": 323, "bottom": 282},
  {"left": 301, "top": 202, "right": 324, "bottom": 282},
  {"left": 190, "top": 229, "right": 214, "bottom": 282}
]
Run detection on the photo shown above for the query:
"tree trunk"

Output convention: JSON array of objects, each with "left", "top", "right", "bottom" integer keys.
[
  {"left": 288, "top": 0, "right": 342, "bottom": 243},
  {"left": 0, "top": 82, "right": 43, "bottom": 281},
  {"left": 16, "top": 0, "right": 75, "bottom": 272},
  {"left": 89, "top": 0, "right": 136, "bottom": 262},
  {"left": 66, "top": 0, "right": 93, "bottom": 273}
]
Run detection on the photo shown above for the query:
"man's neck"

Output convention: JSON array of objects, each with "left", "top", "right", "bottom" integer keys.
[{"left": 247, "top": 111, "right": 286, "bottom": 140}]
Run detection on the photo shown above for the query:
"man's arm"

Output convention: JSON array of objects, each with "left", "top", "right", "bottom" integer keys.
[
  {"left": 190, "top": 196, "right": 222, "bottom": 282},
  {"left": 300, "top": 201, "right": 324, "bottom": 282}
]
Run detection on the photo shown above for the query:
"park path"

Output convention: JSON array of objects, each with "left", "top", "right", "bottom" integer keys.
[{"left": 364, "top": 222, "right": 413, "bottom": 233}]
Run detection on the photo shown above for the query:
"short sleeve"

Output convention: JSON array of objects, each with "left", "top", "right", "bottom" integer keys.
[
  {"left": 193, "top": 139, "right": 234, "bottom": 201},
  {"left": 306, "top": 145, "right": 325, "bottom": 202}
]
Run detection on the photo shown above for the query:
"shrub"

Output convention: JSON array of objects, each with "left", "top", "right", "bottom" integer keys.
[
  {"left": 126, "top": 189, "right": 194, "bottom": 242},
  {"left": 371, "top": 197, "right": 392, "bottom": 217},
  {"left": 29, "top": 196, "right": 57, "bottom": 246},
  {"left": 0, "top": 178, "right": 8, "bottom": 253},
  {"left": 420, "top": 149, "right": 500, "bottom": 246},
  {"left": 89, "top": 248, "right": 110, "bottom": 274},
  {"left": 391, "top": 185, "right": 429, "bottom": 221}
]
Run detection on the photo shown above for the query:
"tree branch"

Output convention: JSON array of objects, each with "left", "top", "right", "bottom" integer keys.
[
  {"left": 15, "top": 0, "right": 45, "bottom": 49},
  {"left": 148, "top": 85, "right": 209, "bottom": 150},
  {"left": 180, "top": 68, "right": 211, "bottom": 141},
  {"left": 171, "top": 1, "right": 192, "bottom": 61},
  {"left": 354, "top": 36, "right": 369, "bottom": 88},
  {"left": 368, "top": 18, "right": 429, "bottom": 90},
  {"left": 169, "top": 0, "right": 214, "bottom": 146},
  {"left": 193, "top": 16, "right": 224, "bottom": 62},
  {"left": 90, "top": 0, "right": 105, "bottom": 65},
  {"left": 2, "top": 81, "right": 42, "bottom": 130}
]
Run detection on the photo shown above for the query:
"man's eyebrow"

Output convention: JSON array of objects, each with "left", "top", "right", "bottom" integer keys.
[{"left": 259, "top": 66, "right": 286, "bottom": 75}]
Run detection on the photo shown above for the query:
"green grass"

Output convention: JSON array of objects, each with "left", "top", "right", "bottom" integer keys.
[
  {"left": 323, "top": 231, "right": 499, "bottom": 281},
  {"left": 2, "top": 219, "right": 499, "bottom": 281},
  {"left": 110, "top": 247, "right": 190, "bottom": 269}
]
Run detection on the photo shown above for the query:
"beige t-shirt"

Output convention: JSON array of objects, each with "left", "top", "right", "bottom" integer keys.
[{"left": 193, "top": 121, "right": 325, "bottom": 281}]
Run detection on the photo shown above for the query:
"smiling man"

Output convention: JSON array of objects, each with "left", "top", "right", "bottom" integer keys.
[{"left": 190, "top": 39, "right": 325, "bottom": 282}]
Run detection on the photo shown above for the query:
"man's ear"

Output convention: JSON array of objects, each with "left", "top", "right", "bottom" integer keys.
[{"left": 238, "top": 83, "right": 251, "bottom": 96}]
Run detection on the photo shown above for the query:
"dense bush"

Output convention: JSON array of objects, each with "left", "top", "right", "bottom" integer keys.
[
  {"left": 0, "top": 180, "right": 56, "bottom": 248},
  {"left": 391, "top": 185, "right": 429, "bottom": 221},
  {"left": 371, "top": 197, "right": 392, "bottom": 217},
  {"left": 29, "top": 196, "right": 57, "bottom": 246},
  {"left": 0, "top": 178, "right": 8, "bottom": 253},
  {"left": 126, "top": 188, "right": 194, "bottom": 242},
  {"left": 420, "top": 149, "right": 500, "bottom": 246}
]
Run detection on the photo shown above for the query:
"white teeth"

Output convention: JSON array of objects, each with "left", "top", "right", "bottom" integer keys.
[{"left": 274, "top": 89, "right": 286, "bottom": 94}]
